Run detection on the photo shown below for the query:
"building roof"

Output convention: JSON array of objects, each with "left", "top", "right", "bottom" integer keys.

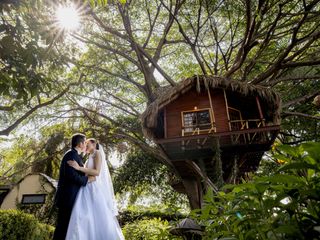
[
  {"left": 39, "top": 173, "right": 58, "bottom": 189},
  {"left": 141, "top": 75, "right": 281, "bottom": 139},
  {"left": 14, "top": 173, "right": 58, "bottom": 189}
]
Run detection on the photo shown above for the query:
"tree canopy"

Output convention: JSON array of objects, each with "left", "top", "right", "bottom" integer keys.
[{"left": 0, "top": 0, "right": 319, "bottom": 213}]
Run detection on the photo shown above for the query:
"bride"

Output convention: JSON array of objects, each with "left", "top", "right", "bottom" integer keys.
[{"left": 66, "top": 138, "right": 124, "bottom": 240}]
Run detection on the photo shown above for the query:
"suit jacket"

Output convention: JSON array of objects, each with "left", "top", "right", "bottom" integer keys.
[{"left": 54, "top": 148, "right": 88, "bottom": 209}]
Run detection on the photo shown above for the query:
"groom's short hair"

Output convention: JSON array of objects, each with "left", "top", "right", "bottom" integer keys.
[{"left": 71, "top": 133, "right": 86, "bottom": 148}]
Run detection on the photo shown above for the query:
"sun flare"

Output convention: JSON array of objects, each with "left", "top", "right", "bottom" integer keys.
[{"left": 56, "top": 5, "right": 80, "bottom": 30}]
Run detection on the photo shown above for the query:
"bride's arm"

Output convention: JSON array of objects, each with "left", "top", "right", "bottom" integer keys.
[{"left": 67, "top": 151, "right": 102, "bottom": 176}]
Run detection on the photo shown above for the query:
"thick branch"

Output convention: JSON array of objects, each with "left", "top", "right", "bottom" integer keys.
[
  {"left": 282, "top": 90, "right": 320, "bottom": 108},
  {"left": 77, "top": 103, "right": 177, "bottom": 171},
  {"left": 72, "top": 34, "right": 141, "bottom": 69},
  {"left": 70, "top": 92, "right": 139, "bottom": 117},
  {"left": 251, "top": 0, "right": 320, "bottom": 84},
  {"left": 269, "top": 75, "right": 320, "bottom": 86},
  {"left": 280, "top": 59, "right": 320, "bottom": 68},
  {"left": 0, "top": 82, "right": 73, "bottom": 136},
  {"left": 225, "top": 0, "right": 261, "bottom": 78},
  {"left": 160, "top": 0, "right": 208, "bottom": 75},
  {"left": 282, "top": 111, "right": 320, "bottom": 120}
]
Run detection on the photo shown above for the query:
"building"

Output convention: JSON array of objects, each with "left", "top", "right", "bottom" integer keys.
[
  {"left": 0, "top": 173, "right": 57, "bottom": 209},
  {"left": 142, "top": 75, "right": 281, "bottom": 209}
]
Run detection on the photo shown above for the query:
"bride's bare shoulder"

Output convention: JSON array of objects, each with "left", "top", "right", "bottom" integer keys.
[{"left": 94, "top": 150, "right": 102, "bottom": 159}]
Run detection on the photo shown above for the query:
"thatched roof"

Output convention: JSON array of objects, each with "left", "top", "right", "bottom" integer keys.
[{"left": 142, "top": 75, "right": 281, "bottom": 139}]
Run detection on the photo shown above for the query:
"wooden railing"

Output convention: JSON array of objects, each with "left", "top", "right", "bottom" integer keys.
[
  {"left": 181, "top": 122, "right": 216, "bottom": 148},
  {"left": 181, "top": 122, "right": 216, "bottom": 137},
  {"left": 229, "top": 119, "right": 266, "bottom": 144},
  {"left": 179, "top": 118, "right": 270, "bottom": 148}
]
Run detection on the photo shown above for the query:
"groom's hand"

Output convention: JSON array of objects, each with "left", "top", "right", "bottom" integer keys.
[{"left": 88, "top": 176, "right": 96, "bottom": 183}]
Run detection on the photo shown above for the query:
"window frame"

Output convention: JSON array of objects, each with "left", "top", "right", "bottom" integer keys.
[
  {"left": 181, "top": 108, "right": 213, "bottom": 134},
  {"left": 21, "top": 194, "right": 46, "bottom": 205}
]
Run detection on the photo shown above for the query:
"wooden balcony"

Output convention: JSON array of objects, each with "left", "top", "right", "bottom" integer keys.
[
  {"left": 156, "top": 123, "right": 280, "bottom": 161},
  {"left": 181, "top": 122, "right": 216, "bottom": 136}
]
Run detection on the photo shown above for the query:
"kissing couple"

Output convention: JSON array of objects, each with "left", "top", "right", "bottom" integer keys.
[{"left": 53, "top": 133, "right": 124, "bottom": 240}]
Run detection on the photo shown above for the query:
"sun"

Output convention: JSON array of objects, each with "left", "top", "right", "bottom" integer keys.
[{"left": 56, "top": 5, "right": 80, "bottom": 31}]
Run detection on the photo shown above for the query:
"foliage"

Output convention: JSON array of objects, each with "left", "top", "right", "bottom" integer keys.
[
  {"left": 0, "top": 2, "right": 55, "bottom": 101},
  {"left": 0, "top": 209, "right": 54, "bottom": 240},
  {"left": 114, "top": 147, "right": 189, "bottom": 207},
  {"left": 17, "top": 191, "right": 57, "bottom": 226},
  {"left": 192, "top": 142, "right": 320, "bottom": 240},
  {"left": 114, "top": 148, "right": 167, "bottom": 193},
  {"left": 87, "top": 0, "right": 126, "bottom": 7},
  {"left": 0, "top": 119, "right": 118, "bottom": 183},
  {"left": 0, "top": 0, "right": 319, "bottom": 215},
  {"left": 118, "top": 205, "right": 186, "bottom": 226},
  {"left": 0, "top": 0, "right": 84, "bottom": 136},
  {"left": 122, "top": 218, "right": 182, "bottom": 240},
  {"left": 1, "top": 0, "right": 319, "bottom": 143},
  {"left": 0, "top": 126, "right": 69, "bottom": 183}
]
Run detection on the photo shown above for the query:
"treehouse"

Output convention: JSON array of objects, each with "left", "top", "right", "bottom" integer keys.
[{"left": 142, "top": 76, "right": 281, "bottom": 209}]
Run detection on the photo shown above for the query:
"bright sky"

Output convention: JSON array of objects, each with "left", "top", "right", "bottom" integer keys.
[
  {"left": 54, "top": 2, "right": 84, "bottom": 32},
  {"left": 56, "top": 5, "right": 80, "bottom": 30}
]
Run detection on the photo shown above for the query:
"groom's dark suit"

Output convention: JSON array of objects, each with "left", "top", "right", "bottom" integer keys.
[{"left": 53, "top": 148, "right": 88, "bottom": 240}]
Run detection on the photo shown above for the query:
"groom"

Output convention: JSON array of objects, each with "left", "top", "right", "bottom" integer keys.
[{"left": 53, "top": 133, "right": 95, "bottom": 240}]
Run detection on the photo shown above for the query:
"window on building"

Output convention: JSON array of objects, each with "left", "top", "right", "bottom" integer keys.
[
  {"left": 182, "top": 109, "right": 212, "bottom": 133},
  {"left": 21, "top": 194, "right": 46, "bottom": 204}
]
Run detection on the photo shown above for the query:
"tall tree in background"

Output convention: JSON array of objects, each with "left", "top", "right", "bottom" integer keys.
[
  {"left": 63, "top": 0, "right": 320, "bottom": 165},
  {"left": 0, "top": 0, "right": 319, "bottom": 199}
]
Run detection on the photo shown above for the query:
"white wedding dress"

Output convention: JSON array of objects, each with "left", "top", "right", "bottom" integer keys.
[{"left": 66, "top": 149, "right": 124, "bottom": 240}]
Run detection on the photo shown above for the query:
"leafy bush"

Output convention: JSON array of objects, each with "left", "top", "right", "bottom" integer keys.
[
  {"left": 114, "top": 148, "right": 189, "bottom": 208},
  {"left": 193, "top": 142, "right": 320, "bottom": 240},
  {"left": 122, "top": 218, "right": 182, "bottom": 240},
  {"left": 17, "top": 191, "right": 57, "bottom": 225},
  {"left": 118, "top": 205, "right": 186, "bottom": 226},
  {"left": 0, "top": 209, "right": 54, "bottom": 240}
]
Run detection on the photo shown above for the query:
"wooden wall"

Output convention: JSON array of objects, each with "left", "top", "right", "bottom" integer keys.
[
  {"left": 211, "top": 89, "right": 230, "bottom": 132},
  {"left": 165, "top": 88, "right": 229, "bottom": 138}
]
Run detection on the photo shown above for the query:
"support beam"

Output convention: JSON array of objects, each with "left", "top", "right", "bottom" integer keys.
[
  {"left": 181, "top": 177, "right": 202, "bottom": 210},
  {"left": 255, "top": 96, "right": 265, "bottom": 126},
  {"left": 223, "top": 90, "right": 231, "bottom": 131}
]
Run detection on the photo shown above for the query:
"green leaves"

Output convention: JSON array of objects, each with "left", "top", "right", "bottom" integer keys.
[
  {"left": 0, "top": 35, "right": 16, "bottom": 56},
  {"left": 87, "top": 0, "right": 126, "bottom": 7},
  {"left": 278, "top": 162, "right": 319, "bottom": 172},
  {"left": 0, "top": 209, "right": 54, "bottom": 240},
  {"left": 301, "top": 142, "right": 320, "bottom": 163},
  {"left": 258, "top": 174, "right": 305, "bottom": 184},
  {"left": 195, "top": 142, "right": 320, "bottom": 240},
  {"left": 122, "top": 218, "right": 181, "bottom": 240}
]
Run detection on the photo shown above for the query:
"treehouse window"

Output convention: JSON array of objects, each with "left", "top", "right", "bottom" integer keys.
[
  {"left": 21, "top": 194, "right": 46, "bottom": 204},
  {"left": 182, "top": 109, "right": 212, "bottom": 133}
]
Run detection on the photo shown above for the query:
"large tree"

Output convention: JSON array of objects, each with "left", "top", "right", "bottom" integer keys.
[
  {"left": 62, "top": 0, "right": 320, "bottom": 165},
  {"left": 1, "top": 0, "right": 320, "bottom": 203}
]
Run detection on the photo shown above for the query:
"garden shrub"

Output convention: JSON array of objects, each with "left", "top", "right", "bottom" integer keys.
[
  {"left": 0, "top": 209, "right": 54, "bottom": 240},
  {"left": 122, "top": 218, "right": 182, "bottom": 240},
  {"left": 193, "top": 142, "right": 320, "bottom": 240},
  {"left": 118, "top": 205, "right": 186, "bottom": 226}
]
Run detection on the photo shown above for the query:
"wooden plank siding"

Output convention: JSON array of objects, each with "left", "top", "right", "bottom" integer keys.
[
  {"left": 165, "top": 89, "right": 229, "bottom": 138},
  {"left": 212, "top": 89, "right": 229, "bottom": 132}
]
